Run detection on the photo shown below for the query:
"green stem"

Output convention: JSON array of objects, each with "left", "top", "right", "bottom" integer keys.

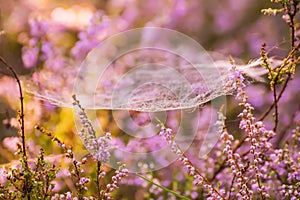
[{"left": 136, "top": 173, "right": 191, "bottom": 200}]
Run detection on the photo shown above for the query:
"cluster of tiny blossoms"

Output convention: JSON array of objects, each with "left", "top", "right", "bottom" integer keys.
[
  {"left": 72, "top": 95, "right": 112, "bottom": 162},
  {"left": 63, "top": 147, "right": 91, "bottom": 195},
  {"left": 228, "top": 66, "right": 275, "bottom": 198},
  {"left": 35, "top": 125, "right": 93, "bottom": 199},
  {"left": 22, "top": 19, "right": 65, "bottom": 70},
  {"left": 218, "top": 112, "right": 252, "bottom": 199},
  {"left": 274, "top": 127, "right": 300, "bottom": 199},
  {"left": 158, "top": 126, "right": 226, "bottom": 200},
  {"left": 72, "top": 95, "right": 130, "bottom": 199},
  {"left": 36, "top": 121, "right": 129, "bottom": 199},
  {"left": 50, "top": 191, "right": 96, "bottom": 200},
  {"left": 101, "top": 164, "right": 129, "bottom": 200}
]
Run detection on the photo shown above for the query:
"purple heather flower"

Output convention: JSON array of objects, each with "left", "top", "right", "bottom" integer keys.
[
  {"left": 65, "top": 192, "right": 72, "bottom": 200},
  {"left": 104, "top": 164, "right": 128, "bottom": 198},
  {"left": 22, "top": 44, "right": 39, "bottom": 68},
  {"left": 79, "top": 177, "right": 90, "bottom": 185},
  {"left": 29, "top": 19, "right": 49, "bottom": 37},
  {"left": 91, "top": 133, "right": 112, "bottom": 162}
]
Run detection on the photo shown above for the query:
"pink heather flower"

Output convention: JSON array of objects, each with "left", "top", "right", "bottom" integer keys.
[
  {"left": 2, "top": 137, "right": 20, "bottom": 153},
  {"left": 158, "top": 126, "right": 182, "bottom": 155},
  {"left": 218, "top": 112, "right": 251, "bottom": 198},
  {"left": 71, "top": 11, "right": 129, "bottom": 61},
  {"left": 172, "top": 0, "right": 187, "bottom": 17},
  {"left": 41, "top": 41, "right": 65, "bottom": 71},
  {"left": 22, "top": 44, "right": 39, "bottom": 68},
  {"left": 29, "top": 19, "right": 50, "bottom": 37},
  {"left": 103, "top": 164, "right": 128, "bottom": 199},
  {"left": 91, "top": 133, "right": 112, "bottom": 162},
  {"left": 0, "top": 168, "right": 7, "bottom": 184},
  {"left": 158, "top": 125, "right": 225, "bottom": 199},
  {"left": 229, "top": 65, "right": 276, "bottom": 198},
  {"left": 22, "top": 18, "right": 67, "bottom": 71},
  {"left": 79, "top": 177, "right": 90, "bottom": 185},
  {"left": 65, "top": 192, "right": 72, "bottom": 200},
  {"left": 73, "top": 96, "right": 112, "bottom": 162},
  {"left": 21, "top": 19, "right": 49, "bottom": 68},
  {"left": 51, "top": 194, "right": 59, "bottom": 200},
  {"left": 71, "top": 12, "right": 110, "bottom": 61}
]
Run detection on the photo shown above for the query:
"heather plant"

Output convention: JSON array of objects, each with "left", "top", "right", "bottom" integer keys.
[
  {"left": 0, "top": 58, "right": 128, "bottom": 200},
  {"left": 0, "top": 0, "right": 299, "bottom": 200}
]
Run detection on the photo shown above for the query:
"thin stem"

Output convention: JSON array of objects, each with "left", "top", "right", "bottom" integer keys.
[
  {"left": 258, "top": 47, "right": 299, "bottom": 122},
  {"left": 96, "top": 161, "right": 102, "bottom": 198},
  {"left": 182, "top": 154, "right": 226, "bottom": 200},
  {"left": 272, "top": 85, "right": 278, "bottom": 132},
  {"left": 270, "top": 0, "right": 297, "bottom": 131},
  {"left": 136, "top": 173, "right": 191, "bottom": 200},
  {"left": 159, "top": 125, "right": 227, "bottom": 200},
  {"left": 289, "top": 2, "right": 296, "bottom": 49},
  {"left": 0, "top": 57, "right": 30, "bottom": 200},
  {"left": 210, "top": 136, "right": 246, "bottom": 182},
  {"left": 228, "top": 175, "right": 235, "bottom": 200},
  {"left": 0, "top": 57, "right": 26, "bottom": 157},
  {"left": 259, "top": 0, "right": 299, "bottom": 122}
]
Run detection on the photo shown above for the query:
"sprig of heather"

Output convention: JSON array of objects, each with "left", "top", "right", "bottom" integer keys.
[
  {"left": 271, "top": 127, "right": 300, "bottom": 199},
  {"left": 0, "top": 143, "right": 58, "bottom": 199},
  {"left": 72, "top": 95, "right": 129, "bottom": 199},
  {"left": 51, "top": 192, "right": 96, "bottom": 200},
  {"left": 158, "top": 125, "right": 226, "bottom": 200},
  {"left": 0, "top": 183, "right": 13, "bottom": 199},
  {"left": 260, "top": 0, "right": 300, "bottom": 130},
  {"left": 229, "top": 66, "right": 276, "bottom": 199},
  {"left": 35, "top": 125, "right": 90, "bottom": 199},
  {"left": 0, "top": 58, "right": 32, "bottom": 199},
  {"left": 100, "top": 164, "right": 129, "bottom": 200},
  {"left": 276, "top": 146, "right": 300, "bottom": 199},
  {"left": 259, "top": 43, "right": 299, "bottom": 131},
  {"left": 218, "top": 112, "right": 252, "bottom": 199},
  {"left": 72, "top": 95, "right": 112, "bottom": 163}
]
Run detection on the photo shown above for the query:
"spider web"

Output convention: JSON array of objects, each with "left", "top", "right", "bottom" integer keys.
[{"left": 21, "top": 28, "right": 281, "bottom": 112}]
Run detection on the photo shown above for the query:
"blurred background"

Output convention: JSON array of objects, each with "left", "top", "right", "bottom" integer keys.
[{"left": 0, "top": 0, "right": 291, "bottom": 67}]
